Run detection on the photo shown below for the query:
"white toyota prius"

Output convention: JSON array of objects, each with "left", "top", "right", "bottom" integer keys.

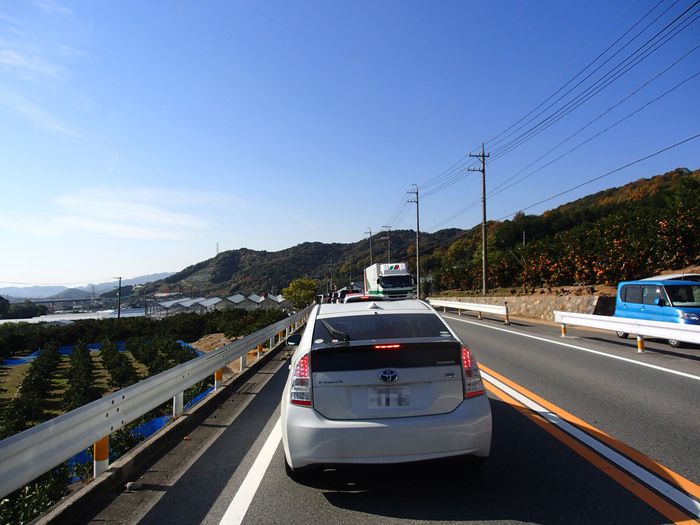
[{"left": 280, "top": 300, "right": 492, "bottom": 478}]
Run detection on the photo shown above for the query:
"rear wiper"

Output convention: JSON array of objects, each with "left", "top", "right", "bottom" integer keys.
[{"left": 320, "top": 319, "right": 351, "bottom": 343}]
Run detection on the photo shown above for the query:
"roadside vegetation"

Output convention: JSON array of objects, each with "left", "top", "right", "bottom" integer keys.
[{"left": 0, "top": 308, "right": 287, "bottom": 524}]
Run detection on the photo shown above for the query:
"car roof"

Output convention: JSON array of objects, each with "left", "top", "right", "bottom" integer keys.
[
  {"left": 639, "top": 273, "right": 700, "bottom": 282},
  {"left": 316, "top": 299, "right": 433, "bottom": 318},
  {"left": 620, "top": 279, "right": 700, "bottom": 286}
]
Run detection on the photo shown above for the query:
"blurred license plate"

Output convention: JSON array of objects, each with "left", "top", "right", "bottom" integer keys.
[{"left": 368, "top": 386, "right": 410, "bottom": 408}]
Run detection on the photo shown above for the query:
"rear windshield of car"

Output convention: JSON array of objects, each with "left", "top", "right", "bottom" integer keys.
[{"left": 312, "top": 313, "right": 452, "bottom": 344}]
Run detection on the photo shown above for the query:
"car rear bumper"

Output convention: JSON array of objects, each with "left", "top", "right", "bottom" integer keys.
[{"left": 282, "top": 395, "right": 492, "bottom": 469}]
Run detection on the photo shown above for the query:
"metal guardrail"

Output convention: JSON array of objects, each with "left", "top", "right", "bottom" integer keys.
[
  {"left": 428, "top": 299, "right": 510, "bottom": 324},
  {"left": 0, "top": 306, "right": 312, "bottom": 499},
  {"left": 553, "top": 311, "right": 700, "bottom": 351}
]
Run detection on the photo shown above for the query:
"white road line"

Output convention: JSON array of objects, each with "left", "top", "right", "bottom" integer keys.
[
  {"left": 219, "top": 417, "right": 282, "bottom": 525},
  {"left": 481, "top": 371, "right": 700, "bottom": 518},
  {"left": 447, "top": 315, "right": 700, "bottom": 382}
]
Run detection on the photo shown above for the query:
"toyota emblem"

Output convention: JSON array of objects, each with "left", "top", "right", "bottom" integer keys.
[{"left": 379, "top": 369, "right": 398, "bottom": 383}]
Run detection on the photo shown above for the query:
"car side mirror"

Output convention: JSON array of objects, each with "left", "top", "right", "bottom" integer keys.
[
  {"left": 653, "top": 297, "right": 664, "bottom": 306},
  {"left": 286, "top": 333, "right": 302, "bottom": 346}
]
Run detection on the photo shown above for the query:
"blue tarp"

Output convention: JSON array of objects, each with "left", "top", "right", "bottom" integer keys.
[
  {"left": 177, "top": 339, "right": 203, "bottom": 356},
  {"left": 65, "top": 382, "right": 213, "bottom": 480},
  {"left": 4, "top": 341, "right": 129, "bottom": 367}
]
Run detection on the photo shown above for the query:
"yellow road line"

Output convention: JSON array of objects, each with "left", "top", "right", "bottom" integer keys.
[
  {"left": 482, "top": 367, "right": 699, "bottom": 525},
  {"left": 481, "top": 363, "right": 700, "bottom": 501}
]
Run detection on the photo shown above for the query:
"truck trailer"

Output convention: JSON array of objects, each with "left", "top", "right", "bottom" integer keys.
[{"left": 364, "top": 263, "right": 416, "bottom": 300}]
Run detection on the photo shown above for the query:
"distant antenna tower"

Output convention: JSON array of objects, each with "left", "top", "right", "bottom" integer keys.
[{"left": 216, "top": 242, "right": 219, "bottom": 255}]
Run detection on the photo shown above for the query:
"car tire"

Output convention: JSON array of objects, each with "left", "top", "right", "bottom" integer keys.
[
  {"left": 285, "top": 458, "right": 315, "bottom": 482},
  {"left": 668, "top": 339, "right": 682, "bottom": 348},
  {"left": 457, "top": 455, "right": 487, "bottom": 469},
  {"left": 616, "top": 331, "right": 628, "bottom": 339}
]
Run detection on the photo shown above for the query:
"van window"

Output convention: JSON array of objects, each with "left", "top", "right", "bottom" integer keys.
[
  {"left": 665, "top": 284, "right": 700, "bottom": 307},
  {"left": 621, "top": 285, "right": 642, "bottom": 303},
  {"left": 642, "top": 286, "right": 662, "bottom": 305}
]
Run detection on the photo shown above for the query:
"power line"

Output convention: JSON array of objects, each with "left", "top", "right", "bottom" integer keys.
[
  {"left": 484, "top": 0, "right": 670, "bottom": 148},
  {"left": 489, "top": 2, "right": 700, "bottom": 160},
  {"left": 491, "top": 68, "right": 700, "bottom": 198},
  {"left": 497, "top": 132, "right": 700, "bottom": 221},
  {"left": 488, "top": 0, "right": 691, "bottom": 155},
  {"left": 489, "top": 51, "right": 700, "bottom": 197},
  {"left": 408, "top": 2, "right": 697, "bottom": 206},
  {"left": 410, "top": 133, "right": 700, "bottom": 267}
]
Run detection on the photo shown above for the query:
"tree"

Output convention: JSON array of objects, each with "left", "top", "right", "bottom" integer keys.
[
  {"left": 282, "top": 278, "right": 318, "bottom": 309},
  {"left": 0, "top": 295, "right": 9, "bottom": 318}
]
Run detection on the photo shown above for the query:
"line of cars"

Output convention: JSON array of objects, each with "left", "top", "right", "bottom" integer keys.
[{"left": 278, "top": 273, "right": 699, "bottom": 480}]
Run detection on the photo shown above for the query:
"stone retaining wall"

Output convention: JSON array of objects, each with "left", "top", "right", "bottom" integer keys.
[{"left": 429, "top": 295, "right": 606, "bottom": 322}]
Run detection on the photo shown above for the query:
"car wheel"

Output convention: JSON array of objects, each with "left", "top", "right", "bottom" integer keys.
[
  {"left": 285, "top": 458, "right": 315, "bottom": 482},
  {"left": 668, "top": 339, "right": 682, "bottom": 348},
  {"left": 616, "top": 331, "right": 628, "bottom": 339},
  {"left": 456, "top": 455, "right": 487, "bottom": 469}
]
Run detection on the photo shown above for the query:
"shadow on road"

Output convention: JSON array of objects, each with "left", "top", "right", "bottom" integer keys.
[{"left": 290, "top": 399, "right": 670, "bottom": 524}]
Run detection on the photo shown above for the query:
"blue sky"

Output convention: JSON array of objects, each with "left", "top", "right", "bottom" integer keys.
[{"left": 1, "top": 0, "right": 698, "bottom": 286}]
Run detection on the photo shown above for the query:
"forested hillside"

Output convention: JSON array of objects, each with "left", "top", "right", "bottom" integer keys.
[
  {"left": 145, "top": 167, "right": 699, "bottom": 296},
  {"left": 426, "top": 167, "right": 699, "bottom": 291}
]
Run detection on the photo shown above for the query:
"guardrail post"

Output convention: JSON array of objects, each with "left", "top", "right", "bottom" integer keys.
[
  {"left": 636, "top": 335, "right": 645, "bottom": 353},
  {"left": 239, "top": 355, "right": 246, "bottom": 372},
  {"left": 269, "top": 337, "right": 274, "bottom": 349},
  {"left": 458, "top": 309, "right": 461, "bottom": 316},
  {"left": 504, "top": 302, "right": 510, "bottom": 325},
  {"left": 443, "top": 307, "right": 446, "bottom": 313},
  {"left": 214, "top": 369, "right": 223, "bottom": 390},
  {"left": 173, "top": 392, "right": 184, "bottom": 417},
  {"left": 478, "top": 311, "right": 483, "bottom": 320},
  {"left": 561, "top": 324, "right": 567, "bottom": 337},
  {"left": 256, "top": 344, "right": 263, "bottom": 359},
  {"left": 93, "top": 436, "right": 109, "bottom": 477}
]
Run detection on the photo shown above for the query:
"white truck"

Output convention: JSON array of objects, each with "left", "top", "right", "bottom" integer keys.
[{"left": 363, "top": 263, "right": 417, "bottom": 300}]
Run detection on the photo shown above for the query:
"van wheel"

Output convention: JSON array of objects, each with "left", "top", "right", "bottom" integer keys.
[
  {"left": 616, "top": 331, "right": 628, "bottom": 339},
  {"left": 668, "top": 339, "right": 682, "bottom": 348}
]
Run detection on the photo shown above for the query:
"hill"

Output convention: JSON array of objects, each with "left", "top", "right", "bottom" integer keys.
[
  {"left": 0, "top": 273, "right": 174, "bottom": 301},
  {"left": 145, "top": 167, "right": 699, "bottom": 296},
  {"left": 144, "top": 229, "right": 464, "bottom": 296}
]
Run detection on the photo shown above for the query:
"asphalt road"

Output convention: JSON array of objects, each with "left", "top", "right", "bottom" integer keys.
[{"left": 87, "top": 314, "right": 700, "bottom": 525}]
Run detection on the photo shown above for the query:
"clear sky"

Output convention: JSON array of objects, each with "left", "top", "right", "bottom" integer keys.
[{"left": 1, "top": 0, "right": 698, "bottom": 286}]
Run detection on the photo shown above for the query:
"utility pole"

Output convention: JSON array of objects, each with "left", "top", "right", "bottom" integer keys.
[
  {"left": 408, "top": 185, "right": 420, "bottom": 298},
  {"left": 364, "top": 227, "right": 373, "bottom": 266},
  {"left": 113, "top": 276, "right": 122, "bottom": 319},
  {"left": 382, "top": 226, "right": 392, "bottom": 262},
  {"left": 329, "top": 261, "right": 334, "bottom": 292},
  {"left": 468, "top": 143, "right": 490, "bottom": 295}
]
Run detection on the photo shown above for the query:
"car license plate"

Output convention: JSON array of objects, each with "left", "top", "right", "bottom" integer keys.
[{"left": 368, "top": 386, "right": 410, "bottom": 408}]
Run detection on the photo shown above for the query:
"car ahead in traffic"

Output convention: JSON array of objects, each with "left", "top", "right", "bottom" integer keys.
[
  {"left": 281, "top": 300, "right": 492, "bottom": 478},
  {"left": 614, "top": 279, "right": 700, "bottom": 347},
  {"left": 343, "top": 292, "right": 386, "bottom": 303},
  {"left": 336, "top": 286, "right": 362, "bottom": 303}
]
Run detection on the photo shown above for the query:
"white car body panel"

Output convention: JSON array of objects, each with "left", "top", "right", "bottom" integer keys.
[{"left": 280, "top": 300, "right": 493, "bottom": 470}]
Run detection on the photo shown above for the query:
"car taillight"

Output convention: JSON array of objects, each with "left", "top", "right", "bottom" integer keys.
[
  {"left": 374, "top": 344, "right": 401, "bottom": 350},
  {"left": 290, "top": 353, "right": 313, "bottom": 407},
  {"left": 461, "top": 345, "right": 485, "bottom": 398}
]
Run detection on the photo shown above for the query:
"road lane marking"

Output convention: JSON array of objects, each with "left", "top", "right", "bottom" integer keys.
[
  {"left": 447, "top": 315, "right": 700, "bottom": 382},
  {"left": 219, "top": 417, "right": 281, "bottom": 525},
  {"left": 481, "top": 363, "right": 700, "bottom": 502},
  {"left": 481, "top": 368, "right": 700, "bottom": 523}
]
